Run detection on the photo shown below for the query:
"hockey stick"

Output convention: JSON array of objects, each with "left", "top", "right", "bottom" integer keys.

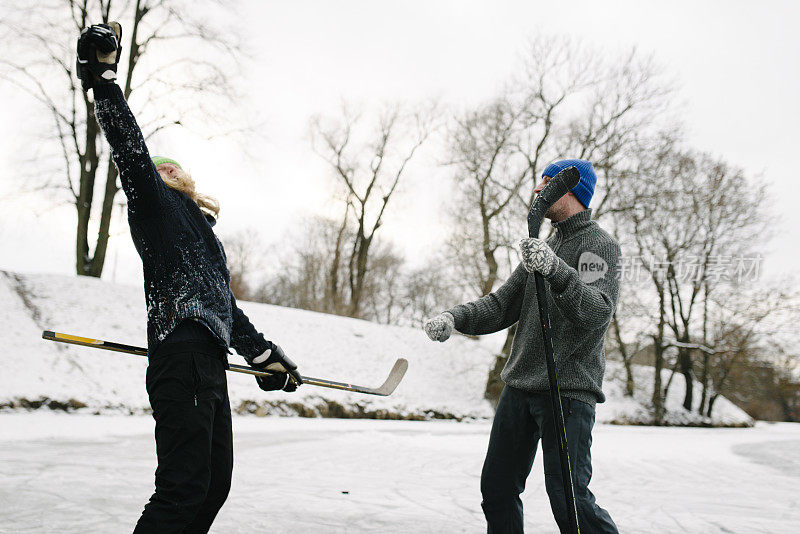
[
  {"left": 527, "top": 166, "right": 582, "bottom": 534},
  {"left": 42, "top": 331, "right": 408, "bottom": 397}
]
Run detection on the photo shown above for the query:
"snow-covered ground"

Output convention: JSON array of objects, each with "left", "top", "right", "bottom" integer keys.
[
  {"left": 1, "top": 413, "right": 798, "bottom": 533},
  {"left": 0, "top": 270, "right": 751, "bottom": 425}
]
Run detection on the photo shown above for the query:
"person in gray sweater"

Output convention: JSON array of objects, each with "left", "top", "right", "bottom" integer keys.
[{"left": 424, "top": 159, "right": 620, "bottom": 534}]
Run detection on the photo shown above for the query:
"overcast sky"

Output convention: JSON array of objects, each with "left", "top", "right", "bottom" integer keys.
[{"left": 0, "top": 0, "right": 798, "bottom": 287}]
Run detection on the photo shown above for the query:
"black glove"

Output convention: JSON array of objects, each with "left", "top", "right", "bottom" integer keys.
[
  {"left": 255, "top": 373, "right": 298, "bottom": 393},
  {"left": 76, "top": 22, "right": 122, "bottom": 92},
  {"left": 251, "top": 341, "right": 302, "bottom": 392}
]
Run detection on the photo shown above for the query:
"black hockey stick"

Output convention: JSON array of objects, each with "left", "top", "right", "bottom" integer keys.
[
  {"left": 527, "top": 166, "right": 582, "bottom": 534},
  {"left": 42, "top": 331, "right": 408, "bottom": 396}
]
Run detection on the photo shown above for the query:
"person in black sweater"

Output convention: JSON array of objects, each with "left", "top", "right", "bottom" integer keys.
[{"left": 76, "top": 23, "right": 302, "bottom": 533}]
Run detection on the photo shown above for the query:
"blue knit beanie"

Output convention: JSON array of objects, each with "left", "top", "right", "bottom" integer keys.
[{"left": 542, "top": 159, "right": 596, "bottom": 208}]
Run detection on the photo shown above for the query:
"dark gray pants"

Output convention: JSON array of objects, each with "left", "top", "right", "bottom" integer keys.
[{"left": 481, "top": 386, "right": 618, "bottom": 534}]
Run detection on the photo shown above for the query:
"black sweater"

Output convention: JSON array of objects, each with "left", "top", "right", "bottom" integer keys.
[{"left": 93, "top": 83, "right": 269, "bottom": 362}]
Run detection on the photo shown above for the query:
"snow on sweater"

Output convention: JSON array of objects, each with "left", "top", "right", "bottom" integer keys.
[{"left": 92, "top": 83, "right": 269, "bottom": 362}]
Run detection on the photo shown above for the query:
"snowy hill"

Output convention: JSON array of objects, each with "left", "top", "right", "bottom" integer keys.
[{"left": 0, "top": 270, "right": 752, "bottom": 426}]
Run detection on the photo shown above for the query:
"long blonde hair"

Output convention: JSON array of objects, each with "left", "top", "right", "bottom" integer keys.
[{"left": 157, "top": 165, "right": 220, "bottom": 218}]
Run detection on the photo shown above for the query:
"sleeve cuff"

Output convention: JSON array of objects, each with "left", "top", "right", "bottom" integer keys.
[
  {"left": 546, "top": 257, "right": 575, "bottom": 294},
  {"left": 446, "top": 306, "right": 467, "bottom": 331},
  {"left": 232, "top": 334, "right": 271, "bottom": 362},
  {"left": 91, "top": 83, "right": 123, "bottom": 101},
  {"left": 253, "top": 337, "right": 271, "bottom": 356}
]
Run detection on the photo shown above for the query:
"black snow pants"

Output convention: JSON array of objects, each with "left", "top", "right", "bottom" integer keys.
[
  {"left": 133, "top": 342, "right": 233, "bottom": 534},
  {"left": 480, "top": 385, "right": 618, "bottom": 534}
]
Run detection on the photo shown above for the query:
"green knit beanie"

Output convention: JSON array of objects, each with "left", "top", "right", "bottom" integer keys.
[{"left": 151, "top": 156, "right": 182, "bottom": 170}]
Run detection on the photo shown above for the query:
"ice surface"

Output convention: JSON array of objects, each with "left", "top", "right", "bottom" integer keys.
[{"left": 0, "top": 413, "right": 798, "bottom": 533}]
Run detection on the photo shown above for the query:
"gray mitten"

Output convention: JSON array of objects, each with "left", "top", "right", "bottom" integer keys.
[
  {"left": 423, "top": 312, "right": 455, "bottom": 342},
  {"left": 519, "top": 237, "right": 558, "bottom": 277}
]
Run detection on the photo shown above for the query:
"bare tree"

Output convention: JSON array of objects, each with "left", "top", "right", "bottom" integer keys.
[
  {"left": 768, "top": 348, "right": 800, "bottom": 422},
  {"left": 310, "top": 102, "right": 436, "bottom": 318},
  {"left": 254, "top": 216, "right": 401, "bottom": 320},
  {"left": 359, "top": 243, "right": 406, "bottom": 324},
  {"left": 445, "top": 95, "right": 533, "bottom": 297},
  {"left": 398, "top": 260, "right": 465, "bottom": 328},
  {"left": 617, "top": 132, "right": 769, "bottom": 422},
  {"left": 669, "top": 155, "right": 765, "bottom": 411},
  {"left": 701, "top": 284, "right": 798, "bottom": 418},
  {"left": 560, "top": 48, "right": 674, "bottom": 222},
  {"left": 256, "top": 216, "right": 350, "bottom": 315},
  {"left": 0, "top": 0, "right": 244, "bottom": 277}
]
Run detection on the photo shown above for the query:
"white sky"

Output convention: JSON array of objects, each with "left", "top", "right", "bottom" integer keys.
[{"left": 1, "top": 0, "right": 798, "bottom": 286}]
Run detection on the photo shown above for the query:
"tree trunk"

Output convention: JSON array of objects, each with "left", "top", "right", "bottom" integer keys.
[
  {"left": 349, "top": 233, "right": 372, "bottom": 318},
  {"left": 652, "top": 289, "right": 668, "bottom": 425},
  {"left": 84, "top": 161, "right": 120, "bottom": 277},
  {"left": 706, "top": 392, "right": 719, "bottom": 418},
  {"left": 699, "top": 283, "right": 710, "bottom": 415},
  {"left": 481, "top": 245, "right": 498, "bottom": 296},
  {"left": 652, "top": 340, "right": 665, "bottom": 425},
  {"left": 662, "top": 357, "right": 680, "bottom": 400},
  {"left": 484, "top": 324, "right": 516, "bottom": 408},
  {"left": 679, "top": 347, "right": 693, "bottom": 411},
  {"left": 623, "top": 356, "right": 635, "bottom": 397},
  {"left": 326, "top": 213, "right": 348, "bottom": 314},
  {"left": 698, "top": 352, "right": 710, "bottom": 415},
  {"left": 76, "top": 99, "right": 100, "bottom": 277},
  {"left": 611, "top": 314, "right": 634, "bottom": 396}
]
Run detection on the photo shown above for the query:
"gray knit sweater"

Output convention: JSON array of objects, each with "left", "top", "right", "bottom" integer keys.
[{"left": 448, "top": 209, "right": 620, "bottom": 405}]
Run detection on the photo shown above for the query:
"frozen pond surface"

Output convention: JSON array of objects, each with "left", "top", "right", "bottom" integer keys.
[{"left": 1, "top": 414, "right": 798, "bottom": 533}]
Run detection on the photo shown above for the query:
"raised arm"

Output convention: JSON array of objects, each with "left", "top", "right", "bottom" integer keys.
[
  {"left": 77, "top": 23, "right": 166, "bottom": 217},
  {"left": 93, "top": 84, "right": 166, "bottom": 217}
]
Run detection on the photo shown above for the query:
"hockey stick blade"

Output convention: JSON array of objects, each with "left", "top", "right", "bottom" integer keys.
[
  {"left": 222, "top": 359, "right": 409, "bottom": 396},
  {"left": 42, "top": 330, "right": 408, "bottom": 397},
  {"left": 527, "top": 166, "right": 581, "bottom": 237}
]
